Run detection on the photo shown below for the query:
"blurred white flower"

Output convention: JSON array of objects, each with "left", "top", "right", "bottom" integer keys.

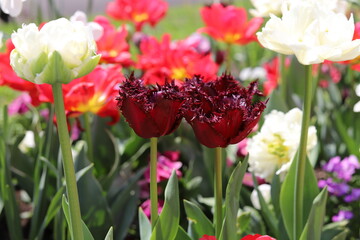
[
  {"left": 70, "top": 11, "right": 103, "bottom": 41},
  {"left": 10, "top": 18, "right": 100, "bottom": 84},
  {"left": 239, "top": 67, "right": 266, "bottom": 81},
  {"left": 247, "top": 108, "right": 317, "bottom": 181},
  {"left": 0, "top": 0, "right": 26, "bottom": 17},
  {"left": 0, "top": 31, "right": 3, "bottom": 49},
  {"left": 250, "top": 0, "right": 283, "bottom": 17},
  {"left": 257, "top": 0, "right": 360, "bottom": 65},
  {"left": 19, "top": 131, "right": 35, "bottom": 152},
  {"left": 354, "top": 84, "right": 360, "bottom": 112},
  {"left": 250, "top": 184, "right": 271, "bottom": 209}
]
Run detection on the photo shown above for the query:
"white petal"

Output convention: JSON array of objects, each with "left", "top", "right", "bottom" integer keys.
[{"left": 1, "top": 0, "right": 24, "bottom": 17}]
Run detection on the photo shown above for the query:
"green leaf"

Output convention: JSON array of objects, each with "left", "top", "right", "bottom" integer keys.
[
  {"left": 321, "top": 221, "right": 349, "bottom": 240},
  {"left": 174, "top": 226, "right": 192, "bottom": 240},
  {"left": 280, "top": 154, "right": 319, "bottom": 240},
  {"left": 219, "top": 156, "right": 249, "bottom": 240},
  {"left": 299, "top": 187, "right": 328, "bottom": 240},
  {"left": 150, "top": 171, "right": 180, "bottom": 240},
  {"left": 139, "top": 208, "right": 152, "bottom": 240},
  {"left": 104, "top": 227, "right": 114, "bottom": 240},
  {"left": 74, "top": 141, "right": 113, "bottom": 239},
  {"left": 263, "top": 88, "right": 289, "bottom": 115},
  {"left": 252, "top": 173, "right": 279, "bottom": 237},
  {"left": 62, "top": 195, "right": 95, "bottom": 240},
  {"left": 184, "top": 200, "right": 214, "bottom": 238},
  {"left": 37, "top": 186, "right": 65, "bottom": 239}
]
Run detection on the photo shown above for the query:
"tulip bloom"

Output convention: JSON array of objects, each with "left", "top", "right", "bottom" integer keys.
[
  {"left": 0, "top": 0, "right": 26, "bottom": 17},
  {"left": 94, "top": 16, "right": 133, "bottom": 66},
  {"left": 117, "top": 74, "right": 184, "bottom": 138},
  {"left": 106, "top": 0, "right": 168, "bottom": 31},
  {"left": 257, "top": 0, "right": 360, "bottom": 65},
  {"left": 137, "top": 34, "right": 218, "bottom": 85},
  {"left": 10, "top": 18, "right": 100, "bottom": 84},
  {"left": 199, "top": 3, "right": 263, "bottom": 45},
  {"left": 183, "top": 74, "right": 266, "bottom": 148}
]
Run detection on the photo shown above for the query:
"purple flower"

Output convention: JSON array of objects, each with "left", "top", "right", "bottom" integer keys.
[
  {"left": 344, "top": 188, "right": 360, "bottom": 202},
  {"left": 318, "top": 178, "right": 350, "bottom": 196},
  {"left": 332, "top": 210, "right": 353, "bottom": 222},
  {"left": 322, "top": 155, "right": 360, "bottom": 182}
]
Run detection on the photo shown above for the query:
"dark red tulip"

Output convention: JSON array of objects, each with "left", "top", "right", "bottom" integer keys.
[
  {"left": 183, "top": 74, "right": 266, "bottom": 148},
  {"left": 117, "top": 74, "right": 184, "bottom": 138}
]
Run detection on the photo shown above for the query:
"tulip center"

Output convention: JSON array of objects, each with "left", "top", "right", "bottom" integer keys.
[
  {"left": 171, "top": 67, "right": 189, "bottom": 81},
  {"left": 75, "top": 93, "right": 105, "bottom": 114},
  {"left": 132, "top": 12, "right": 149, "bottom": 23},
  {"left": 266, "top": 133, "right": 289, "bottom": 164},
  {"left": 223, "top": 33, "right": 241, "bottom": 43},
  {"left": 109, "top": 50, "right": 118, "bottom": 57}
]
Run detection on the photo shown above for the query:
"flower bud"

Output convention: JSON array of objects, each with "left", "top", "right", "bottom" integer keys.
[{"left": 10, "top": 18, "right": 100, "bottom": 84}]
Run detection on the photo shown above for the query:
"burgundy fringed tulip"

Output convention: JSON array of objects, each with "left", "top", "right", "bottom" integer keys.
[
  {"left": 117, "top": 74, "right": 184, "bottom": 138},
  {"left": 183, "top": 74, "right": 266, "bottom": 148}
]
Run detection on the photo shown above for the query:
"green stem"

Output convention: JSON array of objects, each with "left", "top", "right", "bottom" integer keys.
[
  {"left": 150, "top": 137, "right": 158, "bottom": 229},
  {"left": 225, "top": 44, "right": 232, "bottom": 73},
  {"left": 52, "top": 82, "right": 84, "bottom": 240},
  {"left": 83, "top": 112, "right": 94, "bottom": 163},
  {"left": 294, "top": 65, "right": 313, "bottom": 240},
  {"left": 279, "top": 54, "right": 287, "bottom": 101},
  {"left": 0, "top": 106, "right": 23, "bottom": 240},
  {"left": 215, "top": 147, "right": 223, "bottom": 238}
]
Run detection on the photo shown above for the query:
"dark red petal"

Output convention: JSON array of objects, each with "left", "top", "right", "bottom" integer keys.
[
  {"left": 187, "top": 120, "right": 228, "bottom": 148},
  {"left": 121, "top": 98, "right": 160, "bottom": 138}
]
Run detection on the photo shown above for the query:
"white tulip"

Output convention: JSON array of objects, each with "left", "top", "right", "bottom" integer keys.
[
  {"left": 257, "top": 0, "right": 360, "bottom": 65},
  {"left": 0, "top": 0, "right": 26, "bottom": 17},
  {"left": 70, "top": 11, "right": 103, "bottom": 41},
  {"left": 19, "top": 131, "right": 35, "bottom": 153},
  {"left": 10, "top": 18, "right": 100, "bottom": 84},
  {"left": 247, "top": 108, "right": 317, "bottom": 181},
  {"left": 250, "top": 184, "right": 271, "bottom": 209},
  {"left": 250, "top": 0, "right": 283, "bottom": 17}
]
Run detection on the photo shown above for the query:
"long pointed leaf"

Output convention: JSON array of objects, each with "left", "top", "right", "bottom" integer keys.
[
  {"left": 219, "top": 156, "right": 248, "bottom": 240},
  {"left": 184, "top": 200, "right": 214, "bottom": 238},
  {"left": 150, "top": 171, "right": 180, "bottom": 240}
]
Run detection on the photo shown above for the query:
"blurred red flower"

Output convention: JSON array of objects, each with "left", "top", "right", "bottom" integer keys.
[
  {"left": 137, "top": 34, "right": 218, "bottom": 85},
  {"left": 106, "top": 0, "right": 168, "bottom": 31},
  {"left": 0, "top": 40, "right": 43, "bottom": 106},
  {"left": 93, "top": 16, "right": 133, "bottom": 66},
  {"left": 183, "top": 74, "right": 266, "bottom": 148},
  {"left": 200, "top": 235, "right": 217, "bottom": 240},
  {"left": 117, "top": 74, "right": 184, "bottom": 138},
  {"left": 262, "top": 56, "right": 291, "bottom": 96},
  {"left": 38, "top": 65, "right": 124, "bottom": 125},
  {"left": 199, "top": 3, "right": 263, "bottom": 45}
]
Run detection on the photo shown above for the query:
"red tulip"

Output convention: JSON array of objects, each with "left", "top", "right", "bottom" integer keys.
[
  {"left": 106, "top": 0, "right": 168, "bottom": 31},
  {"left": 183, "top": 74, "right": 266, "bottom": 148},
  {"left": 93, "top": 16, "right": 133, "bottom": 66},
  {"left": 199, "top": 234, "right": 275, "bottom": 240},
  {"left": 137, "top": 34, "right": 218, "bottom": 85},
  {"left": 199, "top": 4, "right": 263, "bottom": 45},
  {"left": 117, "top": 74, "right": 184, "bottom": 138}
]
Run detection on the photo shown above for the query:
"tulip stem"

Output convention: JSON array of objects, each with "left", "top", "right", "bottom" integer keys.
[
  {"left": 150, "top": 137, "right": 158, "bottom": 229},
  {"left": 225, "top": 44, "right": 232, "bottom": 73},
  {"left": 279, "top": 54, "right": 287, "bottom": 102},
  {"left": 52, "top": 82, "right": 84, "bottom": 240},
  {"left": 215, "top": 147, "right": 223, "bottom": 238},
  {"left": 294, "top": 65, "right": 313, "bottom": 240},
  {"left": 84, "top": 112, "right": 94, "bottom": 163}
]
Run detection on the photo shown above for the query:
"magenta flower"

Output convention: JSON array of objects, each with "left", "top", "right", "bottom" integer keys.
[
  {"left": 332, "top": 210, "right": 353, "bottom": 222},
  {"left": 182, "top": 74, "right": 266, "bottom": 148},
  {"left": 141, "top": 199, "right": 164, "bottom": 218},
  {"left": 322, "top": 155, "right": 360, "bottom": 182},
  {"left": 144, "top": 151, "right": 182, "bottom": 183}
]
